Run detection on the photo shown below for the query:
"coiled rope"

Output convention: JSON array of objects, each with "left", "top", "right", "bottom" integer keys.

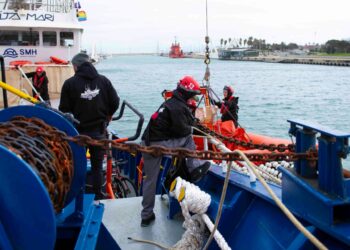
[{"left": 170, "top": 177, "right": 231, "bottom": 250}]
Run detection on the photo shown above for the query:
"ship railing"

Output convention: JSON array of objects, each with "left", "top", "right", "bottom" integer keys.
[{"left": 0, "top": 0, "right": 74, "bottom": 13}]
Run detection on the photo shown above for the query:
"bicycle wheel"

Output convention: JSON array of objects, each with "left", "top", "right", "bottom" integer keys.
[
  {"left": 112, "top": 177, "right": 127, "bottom": 198},
  {"left": 121, "top": 177, "right": 138, "bottom": 197}
]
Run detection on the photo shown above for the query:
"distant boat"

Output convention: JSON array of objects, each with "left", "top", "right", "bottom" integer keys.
[
  {"left": 90, "top": 44, "right": 99, "bottom": 64},
  {"left": 169, "top": 39, "right": 184, "bottom": 58}
]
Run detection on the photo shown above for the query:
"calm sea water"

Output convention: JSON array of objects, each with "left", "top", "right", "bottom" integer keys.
[{"left": 96, "top": 55, "right": 350, "bottom": 141}]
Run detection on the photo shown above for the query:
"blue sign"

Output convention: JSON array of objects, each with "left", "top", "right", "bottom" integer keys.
[
  {"left": 3, "top": 48, "right": 18, "bottom": 58},
  {"left": 2, "top": 48, "right": 38, "bottom": 58}
]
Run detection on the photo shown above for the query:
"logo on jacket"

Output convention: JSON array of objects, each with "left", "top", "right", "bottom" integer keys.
[
  {"left": 3, "top": 48, "right": 18, "bottom": 58},
  {"left": 80, "top": 86, "right": 100, "bottom": 100}
]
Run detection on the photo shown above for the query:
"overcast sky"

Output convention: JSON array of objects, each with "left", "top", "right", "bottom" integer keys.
[{"left": 80, "top": 0, "right": 350, "bottom": 53}]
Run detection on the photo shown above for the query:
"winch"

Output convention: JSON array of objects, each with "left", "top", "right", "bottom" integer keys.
[{"left": 0, "top": 105, "right": 118, "bottom": 250}]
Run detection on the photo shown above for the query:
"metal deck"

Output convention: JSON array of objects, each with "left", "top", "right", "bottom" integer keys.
[{"left": 101, "top": 195, "right": 185, "bottom": 249}]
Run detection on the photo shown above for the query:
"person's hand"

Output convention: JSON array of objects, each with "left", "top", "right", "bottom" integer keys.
[{"left": 193, "top": 117, "right": 201, "bottom": 126}]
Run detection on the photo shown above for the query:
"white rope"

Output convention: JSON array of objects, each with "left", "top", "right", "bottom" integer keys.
[
  {"left": 170, "top": 177, "right": 231, "bottom": 250},
  {"left": 193, "top": 126, "right": 283, "bottom": 185}
]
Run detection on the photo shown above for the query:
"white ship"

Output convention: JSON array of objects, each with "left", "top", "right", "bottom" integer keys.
[
  {"left": 0, "top": 0, "right": 84, "bottom": 64},
  {"left": 0, "top": 0, "right": 87, "bottom": 107}
]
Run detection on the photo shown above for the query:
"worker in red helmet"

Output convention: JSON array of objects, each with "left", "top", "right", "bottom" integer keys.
[
  {"left": 140, "top": 76, "right": 211, "bottom": 227},
  {"left": 25, "top": 66, "right": 51, "bottom": 105},
  {"left": 215, "top": 85, "right": 239, "bottom": 127}
]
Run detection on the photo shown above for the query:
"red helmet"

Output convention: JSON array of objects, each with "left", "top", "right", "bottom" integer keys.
[
  {"left": 36, "top": 66, "right": 44, "bottom": 73},
  {"left": 223, "top": 85, "right": 234, "bottom": 95},
  {"left": 178, "top": 76, "right": 201, "bottom": 94}
]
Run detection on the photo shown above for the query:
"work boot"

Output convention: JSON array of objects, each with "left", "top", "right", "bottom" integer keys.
[
  {"left": 141, "top": 213, "right": 156, "bottom": 227},
  {"left": 190, "top": 161, "right": 211, "bottom": 183}
]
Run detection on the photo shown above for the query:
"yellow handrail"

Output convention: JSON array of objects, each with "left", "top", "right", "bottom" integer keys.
[{"left": 0, "top": 81, "right": 40, "bottom": 104}]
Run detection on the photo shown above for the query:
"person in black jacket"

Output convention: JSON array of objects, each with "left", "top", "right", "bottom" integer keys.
[
  {"left": 59, "top": 53, "right": 119, "bottom": 200},
  {"left": 215, "top": 85, "right": 239, "bottom": 127},
  {"left": 140, "top": 76, "right": 211, "bottom": 227},
  {"left": 25, "top": 66, "right": 50, "bottom": 104}
]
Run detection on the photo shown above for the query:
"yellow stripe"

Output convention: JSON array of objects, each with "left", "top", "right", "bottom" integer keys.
[{"left": 0, "top": 81, "right": 40, "bottom": 104}]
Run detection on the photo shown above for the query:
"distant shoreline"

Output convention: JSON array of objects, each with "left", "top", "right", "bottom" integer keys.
[
  {"left": 220, "top": 55, "right": 350, "bottom": 67},
  {"left": 110, "top": 53, "right": 350, "bottom": 66}
]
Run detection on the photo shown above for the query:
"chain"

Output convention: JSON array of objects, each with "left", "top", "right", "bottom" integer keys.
[
  {"left": 0, "top": 116, "right": 73, "bottom": 212},
  {"left": 64, "top": 134, "right": 315, "bottom": 163},
  {"left": 195, "top": 123, "right": 296, "bottom": 153},
  {"left": 203, "top": 0, "right": 211, "bottom": 84},
  {"left": 203, "top": 36, "right": 211, "bottom": 84}
]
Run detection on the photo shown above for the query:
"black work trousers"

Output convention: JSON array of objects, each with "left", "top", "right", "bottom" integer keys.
[{"left": 81, "top": 129, "right": 106, "bottom": 200}]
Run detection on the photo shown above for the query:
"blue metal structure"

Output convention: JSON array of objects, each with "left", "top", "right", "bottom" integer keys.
[
  {"left": 0, "top": 105, "right": 119, "bottom": 250},
  {"left": 162, "top": 119, "right": 350, "bottom": 249}
]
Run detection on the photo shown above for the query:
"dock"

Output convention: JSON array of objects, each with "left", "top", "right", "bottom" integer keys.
[{"left": 220, "top": 55, "right": 350, "bottom": 67}]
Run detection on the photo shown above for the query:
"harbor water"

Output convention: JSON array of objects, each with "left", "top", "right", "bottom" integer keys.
[{"left": 98, "top": 55, "right": 350, "bottom": 141}]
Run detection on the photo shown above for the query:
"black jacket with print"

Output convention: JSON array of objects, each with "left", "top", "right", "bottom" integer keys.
[
  {"left": 59, "top": 62, "right": 119, "bottom": 132},
  {"left": 141, "top": 90, "right": 195, "bottom": 145}
]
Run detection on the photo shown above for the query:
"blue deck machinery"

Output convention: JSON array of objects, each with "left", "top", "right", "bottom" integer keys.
[
  {"left": 183, "top": 119, "right": 350, "bottom": 249},
  {"left": 0, "top": 105, "right": 119, "bottom": 250}
]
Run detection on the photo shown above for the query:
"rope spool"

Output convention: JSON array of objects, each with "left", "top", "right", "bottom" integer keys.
[{"left": 0, "top": 116, "right": 74, "bottom": 212}]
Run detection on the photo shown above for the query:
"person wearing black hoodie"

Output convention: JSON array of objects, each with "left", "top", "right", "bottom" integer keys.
[
  {"left": 140, "top": 76, "right": 211, "bottom": 227},
  {"left": 59, "top": 53, "right": 119, "bottom": 200}
]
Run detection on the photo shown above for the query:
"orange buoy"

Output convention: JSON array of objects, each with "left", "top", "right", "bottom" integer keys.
[
  {"left": 50, "top": 56, "right": 69, "bottom": 65},
  {"left": 9, "top": 60, "right": 33, "bottom": 67}
]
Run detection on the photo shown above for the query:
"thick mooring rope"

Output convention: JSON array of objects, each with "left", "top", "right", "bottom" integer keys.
[{"left": 170, "top": 177, "right": 231, "bottom": 250}]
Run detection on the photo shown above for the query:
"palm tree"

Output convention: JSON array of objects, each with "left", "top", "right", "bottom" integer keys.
[
  {"left": 220, "top": 38, "right": 224, "bottom": 47},
  {"left": 239, "top": 38, "right": 242, "bottom": 47},
  {"left": 244, "top": 39, "right": 247, "bottom": 47},
  {"left": 247, "top": 37, "right": 253, "bottom": 47}
]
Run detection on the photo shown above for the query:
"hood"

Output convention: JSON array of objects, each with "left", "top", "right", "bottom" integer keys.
[
  {"left": 75, "top": 62, "right": 99, "bottom": 80},
  {"left": 175, "top": 88, "right": 196, "bottom": 101},
  {"left": 172, "top": 89, "right": 188, "bottom": 103}
]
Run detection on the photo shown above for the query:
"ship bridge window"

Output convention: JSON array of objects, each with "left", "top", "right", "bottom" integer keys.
[
  {"left": 60, "top": 32, "right": 74, "bottom": 46},
  {"left": 0, "top": 31, "right": 18, "bottom": 46},
  {"left": 21, "top": 31, "right": 39, "bottom": 46},
  {"left": 0, "top": 30, "right": 39, "bottom": 46},
  {"left": 43, "top": 31, "right": 57, "bottom": 46}
]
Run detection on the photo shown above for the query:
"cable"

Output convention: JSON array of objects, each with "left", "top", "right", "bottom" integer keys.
[
  {"left": 235, "top": 150, "right": 328, "bottom": 250},
  {"left": 193, "top": 126, "right": 327, "bottom": 249}
]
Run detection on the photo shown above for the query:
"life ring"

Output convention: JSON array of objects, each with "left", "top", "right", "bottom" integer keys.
[
  {"left": 50, "top": 56, "right": 69, "bottom": 65},
  {"left": 9, "top": 60, "right": 33, "bottom": 67}
]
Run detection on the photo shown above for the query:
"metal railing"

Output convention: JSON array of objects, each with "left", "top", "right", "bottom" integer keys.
[{"left": 1, "top": 0, "right": 74, "bottom": 13}]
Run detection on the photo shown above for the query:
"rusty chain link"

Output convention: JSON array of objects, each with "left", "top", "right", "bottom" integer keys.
[
  {"left": 62, "top": 129, "right": 315, "bottom": 163},
  {"left": 195, "top": 123, "right": 296, "bottom": 153},
  {"left": 0, "top": 116, "right": 73, "bottom": 212}
]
